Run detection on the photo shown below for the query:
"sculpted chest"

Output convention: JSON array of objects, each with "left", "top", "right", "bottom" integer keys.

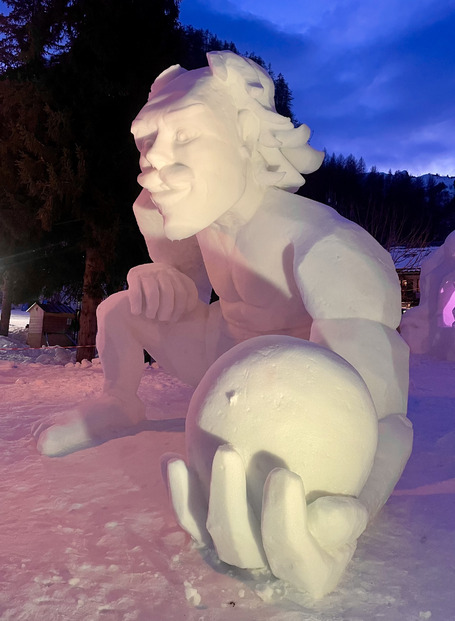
[{"left": 199, "top": 227, "right": 297, "bottom": 305}]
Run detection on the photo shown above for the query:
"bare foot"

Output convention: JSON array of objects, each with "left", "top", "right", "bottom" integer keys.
[{"left": 32, "top": 394, "right": 146, "bottom": 457}]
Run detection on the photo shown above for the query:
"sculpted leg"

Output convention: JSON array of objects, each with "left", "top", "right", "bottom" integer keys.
[
  {"left": 96, "top": 291, "right": 151, "bottom": 407},
  {"left": 33, "top": 292, "right": 148, "bottom": 456},
  {"left": 33, "top": 292, "right": 218, "bottom": 457}
]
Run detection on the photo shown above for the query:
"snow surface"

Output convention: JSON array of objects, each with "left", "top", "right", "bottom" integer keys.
[{"left": 1, "top": 310, "right": 455, "bottom": 620}]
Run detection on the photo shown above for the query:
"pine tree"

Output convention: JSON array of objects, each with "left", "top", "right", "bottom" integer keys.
[
  {"left": 301, "top": 153, "right": 435, "bottom": 250},
  {"left": 50, "top": 0, "right": 181, "bottom": 360},
  {"left": 273, "top": 73, "right": 296, "bottom": 123},
  {"left": 0, "top": 78, "right": 84, "bottom": 334},
  {"left": 1, "top": 0, "right": 181, "bottom": 354}
]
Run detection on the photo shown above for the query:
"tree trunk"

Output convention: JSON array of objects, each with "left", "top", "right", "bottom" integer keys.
[
  {"left": 76, "top": 247, "right": 105, "bottom": 362},
  {"left": 0, "top": 271, "right": 13, "bottom": 337}
]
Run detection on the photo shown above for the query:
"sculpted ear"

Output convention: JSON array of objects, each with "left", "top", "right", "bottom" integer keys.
[{"left": 237, "top": 109, "right": 260, "bottom": 155}]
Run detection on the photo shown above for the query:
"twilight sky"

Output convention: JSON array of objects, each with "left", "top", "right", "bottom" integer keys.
[{"left": 179, "top": 0, "right": 455, "bottom": 177}]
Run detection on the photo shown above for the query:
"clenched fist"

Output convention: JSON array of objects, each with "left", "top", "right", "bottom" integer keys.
[{"left": 127, "top": 263, "right": 199, "bottom": 322}]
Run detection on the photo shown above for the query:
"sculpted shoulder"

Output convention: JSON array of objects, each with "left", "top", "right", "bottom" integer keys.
[
  {"left": 257, "top": 188, "right": 344, "bottom": 241},
  {"left": 258, "top": 189, "right": 402, "bottom": 328}
]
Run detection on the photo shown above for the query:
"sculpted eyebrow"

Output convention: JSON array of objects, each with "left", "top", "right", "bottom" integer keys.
[
  {"left": 164, "top": 103, "right": 206, "bottom": 123},
  {"left": 132, "top": 102, "right": 205, "bottom": 139},
  {"left": 131, "top": 119, "right": 156, "bottom": 141}
]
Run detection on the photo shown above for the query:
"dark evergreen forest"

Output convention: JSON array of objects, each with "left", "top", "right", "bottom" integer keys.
[{"left": 301, "top": 153, "right": 455, "bottom": 250}]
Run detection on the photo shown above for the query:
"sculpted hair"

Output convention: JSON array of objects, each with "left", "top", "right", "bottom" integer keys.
[
  {"left": 148, "top": 51, "right": 324, "bottom": 193},
  {"left": 207, "top": 51, "right": 324, "bottom": 192}
]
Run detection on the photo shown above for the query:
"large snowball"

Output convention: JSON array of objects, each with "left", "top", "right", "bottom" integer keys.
[{"left": 186, "top": 335, "right": 378, "bottom": 520}]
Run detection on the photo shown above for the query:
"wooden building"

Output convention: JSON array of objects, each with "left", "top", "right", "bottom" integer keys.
[
  {"left": 26, "top": 302, "right": 77, "bottom": 348},
  {"left": 391, "top": 246, "right": 439, "bottom": 310}
]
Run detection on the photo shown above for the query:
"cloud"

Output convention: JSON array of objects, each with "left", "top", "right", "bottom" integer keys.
[
  {"left": 180, "top": 0, "right": 311, "bottom": 65},
  {"left": 309, "top": 9, "right": 455, "bottom": 173},
  {"left": 179, "top": 0, "right": 455, "bottom": 174}
]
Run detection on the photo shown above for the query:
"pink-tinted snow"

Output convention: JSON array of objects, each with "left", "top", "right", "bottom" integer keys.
[{"left": 1, "top": 311, "right": 454, "bottom": 620}]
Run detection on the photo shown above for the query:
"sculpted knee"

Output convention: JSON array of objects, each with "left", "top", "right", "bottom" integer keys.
[
  {"left": 96, "top": 291, "right": 132, "bottom": 335},
  {"left": 97, "top": 291, "right": 130, "bottom": 321}
]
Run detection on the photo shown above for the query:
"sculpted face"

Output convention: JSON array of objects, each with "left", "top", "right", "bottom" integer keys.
[{"left": 132, "top": 78, "right": 251, "bottom": 240}]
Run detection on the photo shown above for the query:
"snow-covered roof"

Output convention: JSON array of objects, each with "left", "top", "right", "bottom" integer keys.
[
  {"left": 26, "top": 302, "right": 76, "bottom": 315},
  {"left": 390, "top": 246, "right": 439, "bottom": 271}
]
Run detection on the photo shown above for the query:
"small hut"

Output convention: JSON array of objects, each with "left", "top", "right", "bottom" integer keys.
[
  {"left": 26, "top": 302, "right": 76, "bottom": 348},
  {"left": 391, "top": 246, "right": 439, "bottom": 310}
]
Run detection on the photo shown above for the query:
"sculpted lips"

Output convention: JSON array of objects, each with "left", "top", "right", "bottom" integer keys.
[
  {"left": 138, "top": 164, "right": 193, "bottom": 207},
  {"left": 138, "top": 163, "right": 193, "bottom": 189}
]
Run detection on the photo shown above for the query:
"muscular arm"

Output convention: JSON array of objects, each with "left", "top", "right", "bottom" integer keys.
[
  {"left": 133, "top": 189, "right": 212, "bottom": 304},
  {"left": 293, "top": 215, "right": 413, "bottom": 517},
  {"left": 293, "top": 217, "right": 409, "bottom": 419}
]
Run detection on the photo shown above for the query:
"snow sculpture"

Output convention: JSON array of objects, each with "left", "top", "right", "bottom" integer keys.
[
  {"left": 34, "top": 51, "right": 413, "bottom": 598},
  {"left": 400, "top": 230, "right": 455, "bottom": 360}
]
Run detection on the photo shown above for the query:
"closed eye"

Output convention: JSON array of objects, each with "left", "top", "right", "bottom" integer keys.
[
  {"left": 135, "top": 132, "right": 157, "bottom": 154},
  {"left": 175, "top": 129, "right": 200, "bottom": 144}
]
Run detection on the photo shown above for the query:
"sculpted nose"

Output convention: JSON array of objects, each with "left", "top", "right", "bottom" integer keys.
[{"left": 144, "top": 136, "right": 171, "bottom": 170}]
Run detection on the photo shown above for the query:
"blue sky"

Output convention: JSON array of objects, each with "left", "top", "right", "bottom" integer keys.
[{"left": 179, "top": 0, "right": 455, "bottom": 177}]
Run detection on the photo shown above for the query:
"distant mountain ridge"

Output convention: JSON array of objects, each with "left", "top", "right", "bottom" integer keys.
[{"left": 417, "top": 173, "right": 455, "bottom": 197}]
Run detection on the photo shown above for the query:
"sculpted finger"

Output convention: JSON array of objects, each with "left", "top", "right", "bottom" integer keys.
[
  {"left": 262, "top": 468, "right": 355, "bottom": 599},
  {"left": 168, "top": 273, "right": 190, "bottom": 322},
  {"left": 167, "top": 458, "right": 211, "bottom": 546},
  {"left": 142, "top": 276, "right": 160, "bottom": 319},
  {"left": 181, "top": 275, "right": 199, "bottom": 313},
  {"left": 206, "top": 444, "right": 267, "bottom": 568},
  {"left": 126, "top": 270, "right": 143, "bottom": 316},
  {"left": 307, "top": 496, "right": 368, "bottom": 549},
  {"left": 156, "top": 272, "right": 176, "bottom": 321}
]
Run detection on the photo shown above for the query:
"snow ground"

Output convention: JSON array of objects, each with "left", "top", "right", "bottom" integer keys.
[{"left": 1, "top": 310, "right": 454, "bottom": 620}]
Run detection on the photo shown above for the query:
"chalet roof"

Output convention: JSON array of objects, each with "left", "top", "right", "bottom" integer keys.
[
  {"left": 26, "top": 302, "right": 76, "bottom": 315},
  {"left": 390, "top": 246, "right": 439, "bottom": 271}
]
